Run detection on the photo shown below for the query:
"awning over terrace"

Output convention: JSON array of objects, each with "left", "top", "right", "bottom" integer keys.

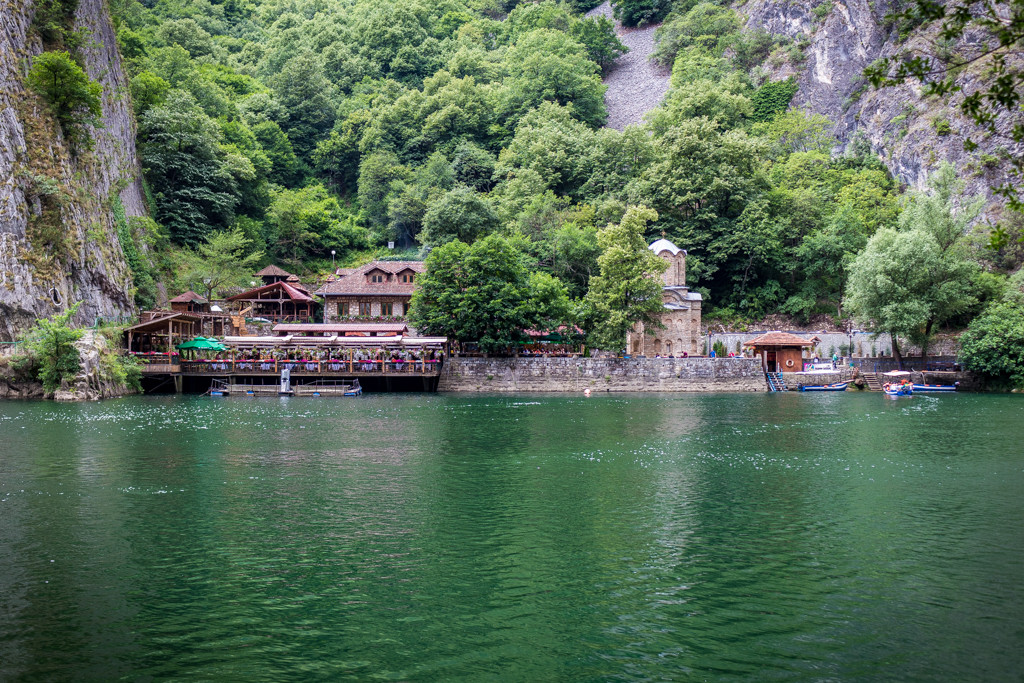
[{"left": 221, "top": 335, "right": 447, "bottom": 348}]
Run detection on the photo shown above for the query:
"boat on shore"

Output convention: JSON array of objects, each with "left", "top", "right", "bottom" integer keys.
[{"left": 799, "top": 382, "right": 849, "bottom": 392}]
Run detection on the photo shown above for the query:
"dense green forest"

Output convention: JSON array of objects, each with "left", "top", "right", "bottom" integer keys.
[{"left": 84, "top": 0, "right": 1022, "bottom": 373}]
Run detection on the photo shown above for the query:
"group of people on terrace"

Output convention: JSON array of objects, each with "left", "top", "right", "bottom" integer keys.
[{"left": 228, "top": 348, "right": 442, "bottom": 363}]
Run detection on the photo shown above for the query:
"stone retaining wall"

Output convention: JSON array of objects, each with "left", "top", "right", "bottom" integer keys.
[
  {"left": 438, "top": 357, "right": 766, "bottom": 392},
  {"left": 779, "top": 370, "right": 851, "bottom": 389}
]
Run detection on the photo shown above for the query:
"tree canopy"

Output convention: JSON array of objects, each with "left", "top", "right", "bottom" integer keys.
[
  {"left": 18, "top": 302, "right": 84, "bottom": 394},
  {"left": 585, "top": 206, "right": 668, "bottom": 351},
  {"left": 27, "top": 51, "right": 102, "bottom": 149},
  {"left": 958, "top": 272, "right": 1024, "bottom": 388},
  {"left": 408, "top": 233, "right": 570, "bottom": 352},
  {"left": 108, "top": 0, "right": 1018, "bottom": 357}
]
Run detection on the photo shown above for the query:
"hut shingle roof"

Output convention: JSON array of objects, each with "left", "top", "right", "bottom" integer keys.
[
  {"left": 743, "top": 331, "right": 815, "bottom": 347},
  {"left": 255, "top": 264, "right": 292, "bottom": 278},
  {"left": 169, "top": 290, "right": 208, "bottom": 304}
]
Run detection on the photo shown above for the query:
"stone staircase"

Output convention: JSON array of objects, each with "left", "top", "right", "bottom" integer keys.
[{"left": 862, "top": 372, "right": 882, "bottom": 391}]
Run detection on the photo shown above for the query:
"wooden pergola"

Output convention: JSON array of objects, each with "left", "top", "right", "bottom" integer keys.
[
  {"left": 123, "top": 313, "right": 200, "bottom": 354},
  {"left": 225, "top": 281, "right": 314, "bottom": 322}
]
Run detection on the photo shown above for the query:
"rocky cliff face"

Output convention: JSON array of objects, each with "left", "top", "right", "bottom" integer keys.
[
  {"left": 0, "top": 330, "right": 139, "bottom": 400},
  {"left": 0, "top": 0, "right": 145, "bottom": 341},
  {"left": 740, "top": 0, "right": 1022, "bottom": 213}
]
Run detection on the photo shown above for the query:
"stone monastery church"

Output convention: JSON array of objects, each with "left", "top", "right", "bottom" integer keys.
[{"left": 626, "top": 239, "right": 703, "bottom": 357}]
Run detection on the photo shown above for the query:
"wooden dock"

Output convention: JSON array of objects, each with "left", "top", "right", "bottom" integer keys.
[
  {"left": 139, "top": 358, "right": 443, "bottom": 394},
  {"left": 212, "top": 379, "right": 362, "bottom": 397}
]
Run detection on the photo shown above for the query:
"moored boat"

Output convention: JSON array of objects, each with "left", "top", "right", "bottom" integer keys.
[
  {"left": 882, "top": 370, "right": 913, "bottom": 396},
  {"left": 912, "top": 383, "right": 958, "bottom": 392},
  {"left": 800, "top": 382, "right": 849, "bottom": 392},
  {"left": 883, "top": 384, "right": 913, "bottom": 396}
]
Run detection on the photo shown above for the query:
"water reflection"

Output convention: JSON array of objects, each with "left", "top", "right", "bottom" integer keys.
[{"left": 0, "top": 393, "right": 1022, "bottom": 680}]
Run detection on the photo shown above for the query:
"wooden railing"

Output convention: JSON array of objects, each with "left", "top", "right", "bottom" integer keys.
[
  {"left": 179, "top": 359, "right": 442, "bottom": 375},
  {"left": 134, "top": 353, "right": 181, "bottom": 374},
  {"left": 133, "top": 352, "right": 179, "bottom": 364}
]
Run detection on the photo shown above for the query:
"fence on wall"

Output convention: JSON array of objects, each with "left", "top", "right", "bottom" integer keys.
[
  {"left": 849, "top": 356, "right": 960, "bottom": 373},
  {"left": 707, "top": 331, "right": 894, "bottom": 359}
]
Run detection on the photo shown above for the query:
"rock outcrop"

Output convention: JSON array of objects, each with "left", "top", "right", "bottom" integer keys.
[
  {"left": 0, "top": 0, "right": 146, "bottom": 342},
  {"left": 0, "top": 371, "right": 45, "bottom": 399},
  {"left": 52, "top": 330, "right": 137, "bottom": 401},
  {"left": 740, "top": 0, "right": 1022, "bottom": 213},
  {"left": 0, "top": 330, "right": 138, "bottom": 401}
]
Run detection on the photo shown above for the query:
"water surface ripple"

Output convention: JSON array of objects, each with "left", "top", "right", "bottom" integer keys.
[{"left": 1, "top": 392, "right": 1022, "bottom": 681}]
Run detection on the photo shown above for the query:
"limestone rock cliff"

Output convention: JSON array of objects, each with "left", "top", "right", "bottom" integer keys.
[
  {"left": 0, "top": 0, "right": 145, "bottom": 341},
  {"left": 740, "top": 0, "right": 1022, "bottom": 213}
]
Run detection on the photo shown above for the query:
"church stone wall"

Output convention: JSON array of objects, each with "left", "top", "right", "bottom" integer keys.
[{"left": 627, "top": 241, "right": 702, "bottom": 356}]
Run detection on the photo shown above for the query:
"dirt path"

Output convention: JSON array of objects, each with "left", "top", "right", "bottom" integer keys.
[{"left": 586, "top": 2, "right": 672, "bottom": 130}]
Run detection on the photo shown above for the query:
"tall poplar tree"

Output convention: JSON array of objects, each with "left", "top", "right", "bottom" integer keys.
[{"left": 585, "top": 206, "right": 667, "bottom": 351}]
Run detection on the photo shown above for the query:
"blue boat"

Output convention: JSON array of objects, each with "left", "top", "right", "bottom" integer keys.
[
  {"left": 800, "top": 382, "right": 849, "bottom": 392},
  {"left": 912, "top": 383, "right": 958, "bottom": 392}
]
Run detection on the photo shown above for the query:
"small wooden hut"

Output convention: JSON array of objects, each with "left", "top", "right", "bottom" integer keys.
[
  {"left": 744, "top": 331, "right": 814, "bottom": 373},
  {"left": 255, "top": 265, "right": 293, "bottom": 286},
  {"left": 169, "top": 291, "right": 209, "bottom": 314}
]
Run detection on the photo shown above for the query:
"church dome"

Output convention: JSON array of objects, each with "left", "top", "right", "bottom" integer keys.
[{"left": 649, "top": 238, "right": 684, "bottom": 256}]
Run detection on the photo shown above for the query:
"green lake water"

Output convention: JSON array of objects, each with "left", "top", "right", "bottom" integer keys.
[{"left": 0, "top": 392, "right": 1022, "bottom": 681}]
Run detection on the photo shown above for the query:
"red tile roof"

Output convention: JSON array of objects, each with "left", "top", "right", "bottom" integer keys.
[
  {"left": 225, "top": 281, "right": 313, "bottom": 302},
  {"left": 743, "top": 331, "right": 815, "bottom": 347},
  {"left": 316, "top": 261, "right": 425, "bottom": 296}
]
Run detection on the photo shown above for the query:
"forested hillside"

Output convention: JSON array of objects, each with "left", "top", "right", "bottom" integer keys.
[
  {"left": 7, "top": 0, "right": 1021, "bottom": 378},
  {"left": 110, "top": 0, "right": 1018, "bottom": 314}
]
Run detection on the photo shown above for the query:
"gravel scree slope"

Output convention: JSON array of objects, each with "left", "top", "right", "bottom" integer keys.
[{"left": 586, "top": 1, "right": 672, "bottom": 130}]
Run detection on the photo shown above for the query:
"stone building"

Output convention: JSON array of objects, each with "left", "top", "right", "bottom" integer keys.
[
  {"left": 315, "top": 261, "right": 425, "bottom": 321},
  {"left": 626, "top": 239, "right": 703, "bottom": 357}
]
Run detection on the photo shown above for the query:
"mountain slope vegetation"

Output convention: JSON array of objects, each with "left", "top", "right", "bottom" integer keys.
[{"left": 100, "top": 0, "right": 1020, "bottom": 357}]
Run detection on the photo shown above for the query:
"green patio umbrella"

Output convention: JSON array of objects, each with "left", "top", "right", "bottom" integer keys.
[{"left": 177, "top": 337, "right": 228, "bottom": 351}]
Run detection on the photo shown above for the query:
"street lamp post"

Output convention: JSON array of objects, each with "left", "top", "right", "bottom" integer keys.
[{"left": 331, "top": 250, "right": 336, "bottom": 271}]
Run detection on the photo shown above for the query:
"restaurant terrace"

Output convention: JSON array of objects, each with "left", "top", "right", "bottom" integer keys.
[{"left": 134, "top": 331, "right": 449, "bottom": 393}]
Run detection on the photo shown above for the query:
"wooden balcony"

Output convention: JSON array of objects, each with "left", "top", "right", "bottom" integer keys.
[{"left": 177, "top": 359, "right": 442, "bottom": 377}]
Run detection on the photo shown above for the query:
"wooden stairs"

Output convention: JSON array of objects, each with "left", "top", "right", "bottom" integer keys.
[{"left": 862, "top": 372, "right": 882, "bottom": 391}]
